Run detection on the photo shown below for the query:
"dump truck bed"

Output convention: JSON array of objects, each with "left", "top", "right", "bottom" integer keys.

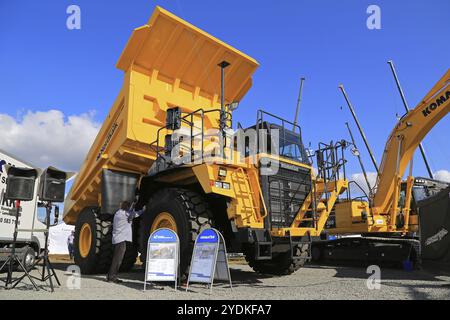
[{"left": 63, "top": 6, "right": 258, "bottom": 224}]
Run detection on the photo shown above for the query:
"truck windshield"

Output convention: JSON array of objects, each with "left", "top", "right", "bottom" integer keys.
[
  {"left": 242, "top": 114, "right": 311, "bottom": 165},
  {"left": 269, "top": 123, "right": 309, "bottom": 164}
]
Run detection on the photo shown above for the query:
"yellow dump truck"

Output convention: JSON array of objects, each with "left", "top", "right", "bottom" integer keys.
[{"left": 64, "top": 6, "right": 347, "bottom": 275}]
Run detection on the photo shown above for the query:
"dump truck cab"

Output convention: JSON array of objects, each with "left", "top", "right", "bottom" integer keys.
[{"left": 134, "top": 102, "right": 317, "bottom": 275}]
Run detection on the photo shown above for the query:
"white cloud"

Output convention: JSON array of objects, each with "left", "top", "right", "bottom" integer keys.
[
  {"left": 350, "top": 171, "right": 378, "bottom": 196},
  {"left": 434, "top": 170, "right": 450, "bottom": 183},
  {"left": 0, "top": 110, "right": 100, "bottom": 172}
]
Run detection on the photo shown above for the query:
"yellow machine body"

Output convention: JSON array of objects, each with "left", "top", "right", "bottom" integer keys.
[
  {"left": 63, "top": 7, "right": 258, "bottom": 225},
  {"left": 63, "top": 6, "right": 448, "bottom": 275},
  {"left": 63, "top": 6, "right": 340, "bottom": 241},
  {"left": 333, "top": 201, "right": 371, "bottom": 232},
  {"left": 326, "top": 69, "right": 450, "bottom": 236}
]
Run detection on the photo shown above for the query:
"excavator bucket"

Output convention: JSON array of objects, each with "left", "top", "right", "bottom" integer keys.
[{"left": 417, "top": 185, "right": 450, "bottom": 263}]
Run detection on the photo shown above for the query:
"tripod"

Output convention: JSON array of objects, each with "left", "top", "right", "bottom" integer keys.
[
  {"left": 31, "top": 202, "right": 60, "bottom": 292},
  {"left": 0, "top": 201, "right": 39, "bottom": 290}
]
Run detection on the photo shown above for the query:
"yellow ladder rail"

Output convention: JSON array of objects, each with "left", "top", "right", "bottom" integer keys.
[
  {"left": 247, "top": 169, "right": 268, "bottom": 220},
  {"left": 231, "top": 167, "right": 267, "bottom": 223}
]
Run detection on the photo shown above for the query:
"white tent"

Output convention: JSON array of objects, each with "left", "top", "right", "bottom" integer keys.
[{"left": 48, "top": 222, "right": 75, "bottom": 254}]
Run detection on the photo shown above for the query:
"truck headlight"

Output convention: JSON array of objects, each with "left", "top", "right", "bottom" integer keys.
[{"left": 218, "top": 168, "right": 227, "bottom": 178}]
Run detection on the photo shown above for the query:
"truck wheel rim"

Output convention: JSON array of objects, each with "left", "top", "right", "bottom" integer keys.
[
  {"left": 79, "top": 223, "right": 92, "bottom": 258},
  {"left": 151, "top": 212, "right": 178, "bottom": 233}
]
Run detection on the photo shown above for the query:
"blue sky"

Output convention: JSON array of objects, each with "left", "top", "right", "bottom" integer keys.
[{"left": 0, "top": 0, "right": 449, "bottom": 182}]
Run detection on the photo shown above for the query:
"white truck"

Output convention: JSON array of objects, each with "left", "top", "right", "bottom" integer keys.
[{"left": 0, "top": 149, "right": 46, "bottom": 270}]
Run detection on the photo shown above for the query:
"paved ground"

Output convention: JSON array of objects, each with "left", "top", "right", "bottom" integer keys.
[{"left": 1, "top": 258, "right": 450, "bottom": 300}]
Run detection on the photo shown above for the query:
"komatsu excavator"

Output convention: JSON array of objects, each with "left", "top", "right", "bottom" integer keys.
[{"left": 311, "top": 69, "right": 450, "bottom": 266}]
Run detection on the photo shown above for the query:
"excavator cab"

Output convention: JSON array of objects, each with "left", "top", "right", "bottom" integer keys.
[
  {"left": 396, "top": 178, "right": 449, "bottom": 230},
  {"left": 411, "top": 178, "right": 450, "bottom": 203}
]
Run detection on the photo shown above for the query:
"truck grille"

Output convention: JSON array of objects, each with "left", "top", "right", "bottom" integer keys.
[{"left": 267, "top": 165, "right": 311, "bottom": 228}]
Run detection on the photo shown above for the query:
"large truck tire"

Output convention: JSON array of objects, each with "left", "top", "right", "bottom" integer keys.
[
  {"left": 244, "top": 243, "right": 309, "bottom": 276},
  {"left": 140, "top": 188, "right": 213, "bottom": 278},
  {"left": 74, "top": 207, "right": 113, "bottom": 274}
]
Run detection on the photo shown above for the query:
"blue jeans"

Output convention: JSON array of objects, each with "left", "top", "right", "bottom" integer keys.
[{"left": 68, "top": 243, "right": 74, "bottom": 259}]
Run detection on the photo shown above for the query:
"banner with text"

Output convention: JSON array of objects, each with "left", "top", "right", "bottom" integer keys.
[{"left": 144, "top": 228, "right": 179, "bottom": 290}]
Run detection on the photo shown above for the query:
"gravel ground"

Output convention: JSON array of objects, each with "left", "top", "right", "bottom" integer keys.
[{"left": 1, "top": 260, "right": 450, "bottom": 300}]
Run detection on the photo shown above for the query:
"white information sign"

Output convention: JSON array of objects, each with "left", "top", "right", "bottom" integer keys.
[
  {"left": 189, "top": 242, "right": 217, "bottom": 283},
  {"left": 147, "top": 242, "right": 177, "bottom": 281},
  {"left": 186, "top": 228, "right": 232, "bottom": 293},
  {"left": 144, "top": 228, "right": 179, "bottom": 291}
]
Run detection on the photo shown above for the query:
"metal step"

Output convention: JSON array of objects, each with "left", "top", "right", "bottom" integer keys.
[
  {"left": 290, "top": 232, "right": 312, "bottom": 261},
  {"left": 255, "top": 241, "right": 272, "bottom": 260}
]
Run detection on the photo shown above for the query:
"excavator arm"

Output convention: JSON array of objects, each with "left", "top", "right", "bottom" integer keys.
[{"left": 373, "top": 69, "right": 450, "bottom": 215}]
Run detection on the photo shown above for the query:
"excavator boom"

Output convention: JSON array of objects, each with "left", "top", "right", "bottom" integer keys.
[
  {"left": 373, "top": 69, "right": 450, "bottom": 213},
  {"left": 312, "top": 70, "right": 450, "bottom": 267}
]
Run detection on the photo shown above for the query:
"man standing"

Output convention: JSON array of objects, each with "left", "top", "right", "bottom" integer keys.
[
  {"left": 67, "top": 231, "right": 75, "bottom": 260},
  {"left": 107, "top": 201, "right": 145, "bottom": 283}
]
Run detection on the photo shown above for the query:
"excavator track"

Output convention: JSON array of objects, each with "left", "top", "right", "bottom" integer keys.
[{"left": 312, "top": 236, "right": 421, "bottom": 268}]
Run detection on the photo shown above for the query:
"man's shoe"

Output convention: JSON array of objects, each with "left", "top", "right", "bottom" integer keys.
[{"left": 113, "top": 279, "right": 123, "bottom": 284}]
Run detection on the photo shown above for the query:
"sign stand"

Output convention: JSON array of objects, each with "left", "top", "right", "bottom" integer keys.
[
  {"left": 29, "top": 202, "right": 61, "bottom": 292},
  {"left": 0, "top": 202, "right": 39, "bottom": 290},
  {"left": 186, "top": 228, "right": 232, "bottom": 294},
  {"left": 144, "top": 228, "right": 179, "bottom": 292}
]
